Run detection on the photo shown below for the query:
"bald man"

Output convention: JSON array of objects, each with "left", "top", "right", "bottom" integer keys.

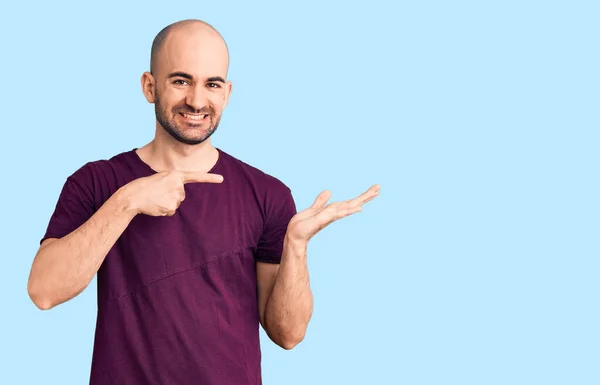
[{"left": 27, "top": 19, "right": 379, "bottom": 384}]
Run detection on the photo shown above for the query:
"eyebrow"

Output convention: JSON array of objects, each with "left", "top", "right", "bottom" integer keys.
[
  {"left": 167, "top": 72, "right": 226, "bottom": 83},
  {"left": 168, "top": 71, "right": 193, "bottom": 80},
  {"left": 207, "top": 76, "right": 226, "bottom": 83}
]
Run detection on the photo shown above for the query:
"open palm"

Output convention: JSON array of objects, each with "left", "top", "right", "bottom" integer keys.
[{"left": 287, "top": 184, "right": 380, "bottom": 243}]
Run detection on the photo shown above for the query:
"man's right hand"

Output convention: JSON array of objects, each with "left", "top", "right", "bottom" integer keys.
[{"left": 121, "top": 170, "right": 224, "bottom": 217}]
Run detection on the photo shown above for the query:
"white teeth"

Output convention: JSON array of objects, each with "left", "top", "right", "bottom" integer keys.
[{"left": 183, "top": 114, "right": 207, "bottom": 121}]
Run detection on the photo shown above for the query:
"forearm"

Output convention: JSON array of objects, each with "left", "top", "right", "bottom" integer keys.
[
  {"left": 28, "top": 188, "right": 137, "bottom": 310},
  {"left": 264, "top": 236, "right": 313, "bottom": 349}
]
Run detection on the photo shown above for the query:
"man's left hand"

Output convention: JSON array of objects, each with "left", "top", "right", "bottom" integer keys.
[{"left": 286, "top": 184, "right": 380, "bottom": 245}]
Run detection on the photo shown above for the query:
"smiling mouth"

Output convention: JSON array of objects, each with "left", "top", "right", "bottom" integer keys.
[{"left": 180, "top": 112, "right": 209, "bottom": 121}]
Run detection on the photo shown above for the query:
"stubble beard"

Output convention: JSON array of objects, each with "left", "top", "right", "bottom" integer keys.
[{"left": 154, "top": 93, "right": 221, "bottom": 145}]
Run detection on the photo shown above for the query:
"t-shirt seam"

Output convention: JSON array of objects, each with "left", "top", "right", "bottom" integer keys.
[
  {"left": 106, "top": 245, "right": 254, "bottom": 303},
  {"left": 69, "top": 165, "right": 98, "bottom": 211},
  {"left": 254, "top": 257, "right": 280, "bottom": 264},
  {"left": 261, "top": 185, "right": 292, "bottom": 233}
]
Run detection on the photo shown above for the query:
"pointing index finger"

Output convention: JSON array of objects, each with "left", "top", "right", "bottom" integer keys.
[{"left": 181, "top": 171, "right": 224, "bottom": 184}]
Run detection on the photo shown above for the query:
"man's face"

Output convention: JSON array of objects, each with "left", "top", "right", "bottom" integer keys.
[{"left": 151, "top": 31, "right": 231, "bottom": 145}]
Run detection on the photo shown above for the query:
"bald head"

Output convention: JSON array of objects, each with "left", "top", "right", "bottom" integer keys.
[
  {"left": 141, "top": 19, "right": 233, "bottom": 146},
  {"left": 150, "top": 19, "right": 229, "bottom": 76}
]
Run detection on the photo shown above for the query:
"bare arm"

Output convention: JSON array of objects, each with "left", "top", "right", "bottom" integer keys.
[
  {"left": 27, "top": 170, "right": 224, "bottom": 310},
  {"left": 258, "top": 237, "right": 313, "bottom": 350},
  {"left": 257, "top": 184, "right": 380, "bottom": 350},
  {"left": 27, "top": 189, "right": 137, "bottom": 310}
]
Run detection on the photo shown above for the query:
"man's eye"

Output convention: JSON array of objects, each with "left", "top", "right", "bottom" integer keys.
[
  {"left": 207, "top": 83, "right": 221, "bottom": 88},
  {"left": 174, "top": 80, "right": 189, "bottom": 85}
]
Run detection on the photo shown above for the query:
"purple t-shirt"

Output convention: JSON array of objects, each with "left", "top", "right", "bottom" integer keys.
[{"left": 41, "top": 148, "right": 297, "bottom": 385}]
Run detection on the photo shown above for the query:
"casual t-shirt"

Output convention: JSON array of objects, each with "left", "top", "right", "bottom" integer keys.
[{"left": 41, "top": 148, "right": 297, "bottom": 385}]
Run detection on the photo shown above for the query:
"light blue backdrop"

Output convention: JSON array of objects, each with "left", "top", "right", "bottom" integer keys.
[{"left": 1, "top": 1, "right": 598, "bottom": 384}]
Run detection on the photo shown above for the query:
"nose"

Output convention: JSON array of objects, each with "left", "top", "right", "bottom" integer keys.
[{"left": 186, "top": 85, "right": 209, "bottom": 112}]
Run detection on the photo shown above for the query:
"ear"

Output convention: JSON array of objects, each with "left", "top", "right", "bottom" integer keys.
[
  {"left": 222, "top": 81, "right": 233, "bottom": 108},
  {"left": 141, "top": 72, "right": 156, "bottom": 103}
]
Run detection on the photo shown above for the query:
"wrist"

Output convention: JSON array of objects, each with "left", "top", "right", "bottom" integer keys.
[
  {"left": 283, "top": 235, "right": 307, "bottom": 256},
  {"left": 113, "top": 185, "right": 140, "bottom": 217}
]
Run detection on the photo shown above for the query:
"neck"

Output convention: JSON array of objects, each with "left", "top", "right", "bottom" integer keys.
[{"left": 136, "top": 129, "right": 219, "bottom": 173}]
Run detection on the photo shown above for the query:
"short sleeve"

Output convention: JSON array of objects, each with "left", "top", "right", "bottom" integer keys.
[
  {"left": 255, "top": 186, "right": 297, "bottom": 264},
  {"left": 40, "top": 166, "right": 96, "bottom": 244}
]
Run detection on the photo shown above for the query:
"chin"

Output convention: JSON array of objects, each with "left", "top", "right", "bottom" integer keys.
[{"left": 173, "top": 128, "right": 216, "bottom": 145}]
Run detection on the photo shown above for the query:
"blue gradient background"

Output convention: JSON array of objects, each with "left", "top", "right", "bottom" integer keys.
[{"left": 1, "top": 1, "right": 598, "bottom": 384}]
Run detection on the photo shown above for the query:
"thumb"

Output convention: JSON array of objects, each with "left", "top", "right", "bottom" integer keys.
[{"left": 311, "top": 190, "right": 331, "bottom": 209}]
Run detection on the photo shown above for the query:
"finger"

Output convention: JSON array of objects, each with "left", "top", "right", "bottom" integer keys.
[
  {"left": 181, "top": 171, "right": 224, "bottom": 184},
  {"left": 311, "top": 190, "right": 332, "bottom": 209},
  {"left": 315, "top": 203, "right": 342, "bottom": 224},
  {"left": 336, "top": 202, "right": 363, "bottom": 219},
  {"left": 348, "top": 184, "right": 380, "bottom": 207},
  {"left": 361, "top": 192, "right": 379, "bottom": 205},
  {"left": 314, "top": 203, "right": 361, "bottom": 228},
  {"left": 339, "top": 205, "right": 363, "bottom": 218},
  {"left": 177, "top": 186, "right": 186, "bottom": 202}
]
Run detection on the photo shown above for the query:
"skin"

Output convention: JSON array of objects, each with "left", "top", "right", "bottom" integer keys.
[
  {"left": 260, "top": 184, "right": 380, "bottom": 349},
  {"left": 138, "top": 20, "right": 232, "bottom": 172},
  {"left": 26, "top": 19, "right": 380, "bottom": 351}
]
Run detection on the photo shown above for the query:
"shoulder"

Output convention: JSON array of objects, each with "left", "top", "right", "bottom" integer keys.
[
  {"left": 65, "top": 149, "right": 138, "bottom": 186},
  {"left": 218, "top": 149, "right": 296, "bottom": 219},
  {"left": 218, "top": 149, "right": 292, "bottom": 195}
]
